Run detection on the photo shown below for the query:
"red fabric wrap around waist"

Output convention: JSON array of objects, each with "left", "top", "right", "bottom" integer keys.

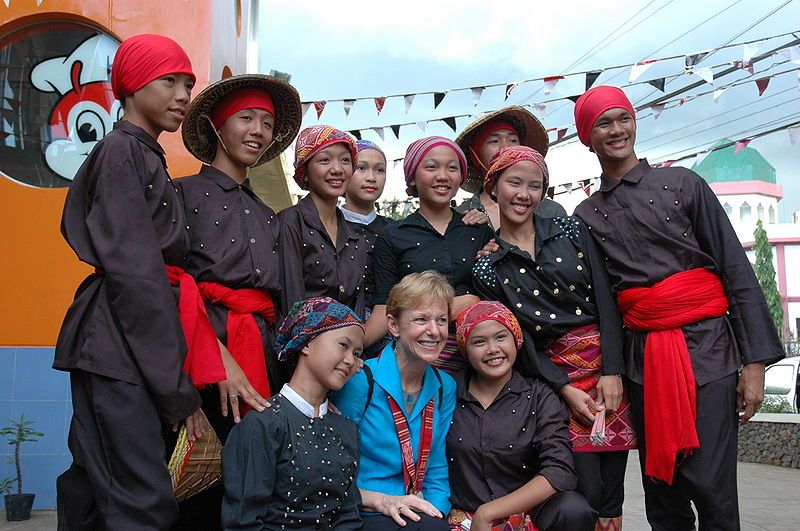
[
  {"left": 164, "top": 266, "right": 225, "bottom": 388},
  {"left": 197, "top": 282, "right": 275, "bottom": 409},
  {"left": 617, "top": 267, "right": 728, "bottom": 484}
]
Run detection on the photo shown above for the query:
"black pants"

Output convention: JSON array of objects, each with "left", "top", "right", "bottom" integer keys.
[
  {"left": 628, "top": 373, "right": 740, "bottom": 531},
  {"left": 363, "top": 513, "right": 450, "bottom": 530},
  {"left": 573, "top": 450, "right": 628, "bottom": 518},
  {"left": 531, "top": 490, "right": 597, "bottom": 531},
  {"left": 57, "top": 371, "right": 178, "bottom": 531}
]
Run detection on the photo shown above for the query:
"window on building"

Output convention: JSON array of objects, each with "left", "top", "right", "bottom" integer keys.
[
  {"left": 741, "top": 202, "right": 752, "bottom": 227},
  {"left": 0, "top": 21, "right": 120, "bottom": 188},
  {"left": 723, "top": 202, "right": 733, "bottom": 219},
  {"left": 769, "top": 205, "right": 776, "bottom": 224},
  {"left": 757, "top": 203, "right": 765, "bottom": 222}
]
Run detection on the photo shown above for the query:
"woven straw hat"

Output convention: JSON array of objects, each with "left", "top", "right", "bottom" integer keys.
[
  {"left": 454, "top": 106, "right": 549, "bottom": 193},
  {"left": 182, "top": 74, "right": 302, "bottom": 167},
  {"left": 168, "top": 409, "right": 222, "bottom": 502}
]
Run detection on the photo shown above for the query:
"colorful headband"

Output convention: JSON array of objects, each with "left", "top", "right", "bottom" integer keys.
[
  {"left": 293, "top": 125, "right": 358, "bottom": 186},
  {"left": 356, "top": 139, "right": 386, "bottom": 162},
  {"left": 484, "top": 145, "right": 549, "bottom": 197},
  {"left": 456, "top": 300, "right": 523, "bottom": 353},
  {"left": 402, "top": 136, "right": 468, "bottom": 195},
  {"left": 275, "top": 297, "right": 364, "bottom": 361}
]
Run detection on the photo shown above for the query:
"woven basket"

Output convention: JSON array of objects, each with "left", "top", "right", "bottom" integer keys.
[{"left": 168, "top": 410, "right": 223, "bottom": 502}]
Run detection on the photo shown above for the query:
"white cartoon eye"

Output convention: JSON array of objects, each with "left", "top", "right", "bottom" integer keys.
[{"left": 75, "top": 109, "right": 105, "bottom": 143}]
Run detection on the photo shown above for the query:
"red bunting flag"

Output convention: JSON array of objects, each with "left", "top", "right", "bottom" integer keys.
[
  {"left": 755, "top": 77, "right": 770, "bottom": 96},
  {"left": 581, "top": 180, "right": 592, "bottom": 196},
  {"left": 314, "top": 101, "right": 326, "bottom": 119},
  {"left": 734, "top": 138, "right": 752, "bottom": 154},
  {"left": 556, "top": 128, "right": 567, "bottom": 142},
  {"left": 661, "top": 160, "right": 676, "bottom": 168},
  {"left": 374, "top": 97, "right": 386, "bottom": 115}
]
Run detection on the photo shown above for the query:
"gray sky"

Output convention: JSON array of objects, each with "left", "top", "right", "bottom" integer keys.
[{"left": 258, "top": 0, "right": 800, "bottom": 220}]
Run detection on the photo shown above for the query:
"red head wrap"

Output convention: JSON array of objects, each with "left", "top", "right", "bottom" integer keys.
[
  {"left": 469, "top": 120, "right": 518, "bottom": 166},
  {"left": 111, "top": 34, "right": 195, "bottom": 100},
  {"left": 210, "top": 87, "right": 276, "bottom": 129},
  {"left": 456, "top": 300, "right": 523, "bottom": 353},
  {"left": 573, "top": 85, "right": 636, "bottom": 147},
  {"left": 484, "top": 145, "right": 549, "bottom": 198}
]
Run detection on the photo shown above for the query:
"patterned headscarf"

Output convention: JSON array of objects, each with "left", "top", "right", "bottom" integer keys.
[
  {"left": 275, "top": 297, "right": 364, "bottom": 361},
  {"left": 573, "top": 85, "right": 636, "bottom": 147},
  {"left": 356, "top": 139, "right": 386, "bottom": 162},
  {"left": 456, "top": 301, "right": 523, "bottom": 353},
  {"left": 293, "top": 125, "right": 358, "bottom": 187},
  {"left": 484, "top": 145, "right": 549, "bottom": 198},
  {"left": 403, "top": 136, "right": 467, "bottom": 196}
]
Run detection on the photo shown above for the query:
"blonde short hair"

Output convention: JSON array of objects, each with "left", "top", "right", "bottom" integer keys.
[{"left": 385, "top": 270, "right": 455, "bottom": 319}]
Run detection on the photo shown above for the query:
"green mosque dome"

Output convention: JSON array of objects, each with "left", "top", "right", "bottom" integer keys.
[{"left": 691, "top": 138, "right": 776, "bottom": 184}]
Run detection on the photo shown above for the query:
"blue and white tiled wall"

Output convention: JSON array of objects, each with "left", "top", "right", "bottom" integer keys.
[{"left": 0, "top": 346, "right": 71, "bottom": 509}]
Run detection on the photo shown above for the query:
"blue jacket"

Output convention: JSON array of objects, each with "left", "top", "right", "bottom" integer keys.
[{"left": 332, "top": 343, "right": 456, "bottom": 514}]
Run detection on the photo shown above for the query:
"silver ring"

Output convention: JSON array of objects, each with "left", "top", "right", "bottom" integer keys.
[{"left": 229, "top": 394, "right": 238, "bottom": 398}]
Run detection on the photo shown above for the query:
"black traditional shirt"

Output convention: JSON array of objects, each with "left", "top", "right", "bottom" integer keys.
[
  {"left": 54, "top": 121, "right": 199, "bottom": 424},
  {"left": 573, "top": 159, "right": 784, "bottom": 385},
  {"left": 222, "top": 389, "right": 362, "bottom": 530},
  {"left": 342, "top": 212, "right": 390, "bottom": 309},
  {"left": 373, "top": 209, "right": 494, "bottom": 305},
  {"left": 447, "top": 370, "right": 576, "bottom": 513},
  {"left": 456, "top": 188, "right": 568, "bottom": 229},
  {"left": 278, "top": 195, "right": 369, "bottom": 318},
  {"left": 472, "top": 215, "right": 624, "bottom": 389},
  {"left": 178, "top": 165, "right": 286, "bottom": 397}
]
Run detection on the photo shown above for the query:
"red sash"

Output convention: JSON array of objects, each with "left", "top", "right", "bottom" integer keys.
[
  {"left": 163, "top": 266, "right": 225, "bottom": 387},
  {"left": 617, "top": 268, "right": 728, "bottom": 484},
  {"left": 197, "top": 282, "right": 275, "bottom": 409},
  {"left": 387, "top": 396, "right": 435, "bottom": 496}
]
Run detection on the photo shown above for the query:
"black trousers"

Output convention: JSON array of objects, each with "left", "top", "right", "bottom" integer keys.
[
  {"left": 628, "top": 373, "right": 740, "bottom": 531},
  {"left": 57, "top": 371, "right": 178, "bottom": 531},
  {"left": 573, "top": 450, "right": 629, "bottom": 518},
  {"left": 363, "top": 513, "right": 450, "bottom": 530},
  {"left": 532, "top": 490, "right": 597, "bottom": 531}
]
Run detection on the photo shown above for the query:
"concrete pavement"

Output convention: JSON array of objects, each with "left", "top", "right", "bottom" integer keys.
[{"left": 2, "top": 452, "right": 799, "bottom": 530}]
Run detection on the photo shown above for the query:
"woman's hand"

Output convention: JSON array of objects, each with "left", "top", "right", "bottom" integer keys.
[
  {"left": 559, "top": 384, "right": 603, "bottom": 426},
  {"left": 595, "top": 375, "right": 623, "bottom": 412},
  {"left": 217, "top": 344, "right": 268, "bottom": 423},
  {"left": 377, "top": 494, "right": 442, "bottom": 526},
  {"left": 475, "top": 239, "right": 499, "bottom": 259},
  {"left": 461, "top": 208, "right": 491, "bottom": 226}
]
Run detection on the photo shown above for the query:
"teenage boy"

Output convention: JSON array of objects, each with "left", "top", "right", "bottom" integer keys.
[
  {"left": 54, "top": 34, "right": 206, "bottom": 530},
  {"left": 572, "top": 85, "right": 784, "bottom": 531}
]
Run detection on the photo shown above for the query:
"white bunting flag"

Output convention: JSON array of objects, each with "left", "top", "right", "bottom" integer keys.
[
  {"left": 543, "top": 76, "right": 563, "bottom": 95},
  {"left": 651, "top": 104, "right": 666, "bottom": 120},
  {"left": 404, "top": 94, "right": 414, "bottom": 113},
  {"left": 533, "top": 103, "right": 546, "bottom": 116},
  {"left": 471, "top": 87, "right": 484, "bottom": 106},
  {"left": 743, "top": 43, "right": 759, "bottom": 65},
  {"left": 343, "top": 99, "right": 355, "bottom": 117},
  {"left": 629, "top": 60, "right": 656, "bottom": 82},
  {"left": 713, "top": 87, "right": 726, "bottom": 103},
  {"left": 692, "top": 67, "right": 714, "bottom": 85},
  {"left": 789, "top": 125, "right": 800, "bottom": 146},
  {"left": 416, "top": 121, "right": 427, "bottom": 132},
  {"left": 372, "top": 127, "right": 385, "bottom": 141},
  {"left": 301, "top": 102, "right": 311, "bottom": 118}
]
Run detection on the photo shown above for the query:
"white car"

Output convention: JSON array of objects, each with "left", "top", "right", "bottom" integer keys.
[{"left": 763, "top": 357, "right": 800, "bottom": 413}]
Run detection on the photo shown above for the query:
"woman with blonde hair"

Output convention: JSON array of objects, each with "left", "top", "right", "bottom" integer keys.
[{"left": 334, "top": 270, "right": 457, "bottom": 530}]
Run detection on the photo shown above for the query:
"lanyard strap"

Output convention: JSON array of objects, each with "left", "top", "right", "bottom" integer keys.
[{"left": 387, "top": 395, "right": 435, "bottom": 496}]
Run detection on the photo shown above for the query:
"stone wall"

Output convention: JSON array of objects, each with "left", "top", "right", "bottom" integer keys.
[{"left": 738, "top": 413, "right": 800, "bottom": 468}]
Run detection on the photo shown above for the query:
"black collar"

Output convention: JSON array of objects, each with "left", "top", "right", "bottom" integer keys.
[
  {"left": 114, "top": 121, "right": 166, "bottom": 165},
  {"left": 491, "top": 214, "right": 563, "bottom": 264},
  {"left": 198, "top": 165, "right": 252, "bottom": 191},
  {"left": 599, "top": 158, "right": 650, "bottom": 192}
]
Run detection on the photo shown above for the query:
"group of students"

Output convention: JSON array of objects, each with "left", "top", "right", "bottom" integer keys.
[{"left": 52, "top": 33, "right": 785, "bottom": 531}]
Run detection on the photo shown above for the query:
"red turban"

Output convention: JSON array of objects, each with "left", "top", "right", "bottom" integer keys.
[
  {"left": 573, "top": 86, "right": 635, "bottom": 147},
  {"left": 210, "top": 88, "right": 276, "bottom": 129},
  {"left": 111, "top": 34, "right": 195, "bottom": 100}
]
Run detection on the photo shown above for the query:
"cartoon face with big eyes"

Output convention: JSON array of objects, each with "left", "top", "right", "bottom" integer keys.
[{"left": 43, "top": 62, "right": 121, "bottom": 180}]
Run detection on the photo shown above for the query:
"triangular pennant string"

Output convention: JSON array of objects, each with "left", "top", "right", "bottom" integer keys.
[
  {"left": 556, "top": 128, "right": 567, "bottom": 142},
  {"left": 647, "top": 78, "right": 665, "bottom": 92},
  {"left": 442, "top": 117, "right": 457, "bottom": 132},
  {"left": 534, "top": 103, "right": 546, "bottom": 116},
  {"left": 372, "top": 127, "right": 385, "bottom": 141},
  {"left": 471, "top": 87, "right": 484, "bottom": 106},
  {"left": 349, "top": 130, "right": 362, "bottom": 140},
  {"left": 343, "top": 99, "right": 355, "bottom": 117},
  {"left": 691, "top": 67, "right": 714, "bottom": 85},
  {"left": 393, "top": 159, "right": 402, "bottom": 171},
  {"left": 390, "top": 124, "right": 401, "bottom": 139},
  {"left": 788, "top": 125, "right": 800, "bottom": 146},
  {"left": 629, "top": 60, "right": 656, "bottom": 82},
  {"left": 684, "top": 51, "right": 709, "bottom": 69},
  {"left": 505, "top": 82, "right": 520, "bottom": 100},
  {"left": 374, "top": 97, "right": 386, "bottom": 115},
  {"left": 314, "top": 101, "right": 326, "bottom": 119},
  {"left": 433, "top": 92, "right": 446, "bottom": 109},
  {"left": 404, "top": 94, "right": 414, "bottom": 113},
  {"left": 585, "top": 70, "right": 601, "bottom": 91},
  {"left": 743, "top": 43, "right": 759, "bottom": 65},
  {"left": 695, "top": 150, "right": 711, "bottom": 166},
  {"left": 734, "top": 138, "right": 752, "bottom": 154},
  {"left": 661, "top": 160, "right": 676, "bottom": 168},
  {"left": 566, "top": 95, "right": 581, "bottom": 103},
  {"left": 301, "top": 102, "right": 311, "bottom": 117},
  {"left": 755, "top": 77, "right": 770, "bottom": 96},
  {"left": 651, "top": 103, "right": 666, "bottom": 120},
  {"left": 543, "top": 76, "right": 563, "bottom": 95},
  {"left": 416, "top": 121, "right": 427, "bottom": 132},
  {"left": 713, "top": 87, "right": 726, "bottom": 103}
]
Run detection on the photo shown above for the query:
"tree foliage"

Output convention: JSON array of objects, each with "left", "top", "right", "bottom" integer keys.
[{"left": 752, "top": 219, "right": 784, "bottom": 339}]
